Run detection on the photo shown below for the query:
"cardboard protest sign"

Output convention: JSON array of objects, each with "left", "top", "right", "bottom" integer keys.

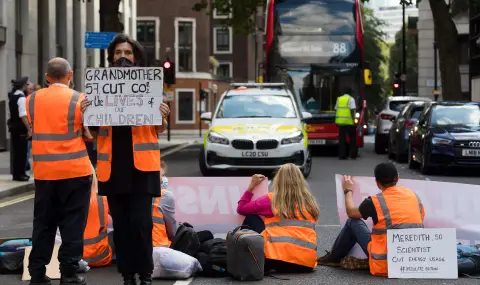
[
  {"left": 387, "top": 228, "right": 458, "bottom": 279},
  {"left": 168, "top": 177, "right": 269, "bottom": 234},
  {"left": 22, "top": 245, "right": 61, "bottom": 280},
  {"left": 83, "top": 67, "right": 163, "bottom": 126},
  {"left": 335, "top": 175, "right": 480, "bottom": 258}
]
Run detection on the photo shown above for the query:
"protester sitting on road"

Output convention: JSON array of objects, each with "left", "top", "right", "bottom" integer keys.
[
  {"left": 237, "top": 163, "right": 319, "bottom": 273},
  {"left": 317, "top": 163, "right": 425, "bottom": 276},
  {"left": 83, "top": 163, "right": 112, "bottom": 267},
  {"left": 152, "top": 161, "right": 176, "bottom": 247}
]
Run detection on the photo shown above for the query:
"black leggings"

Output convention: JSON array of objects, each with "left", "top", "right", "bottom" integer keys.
[{"left": 242, "top": 214, "right": 313, "bottom": 274}]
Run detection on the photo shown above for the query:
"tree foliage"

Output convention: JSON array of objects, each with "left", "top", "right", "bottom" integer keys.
[
  {"left": 362, "top": 6, "right": 389, "bottom": 110},
  {"left": 389, "top": 28, "right": 418, "bottom": 94}
]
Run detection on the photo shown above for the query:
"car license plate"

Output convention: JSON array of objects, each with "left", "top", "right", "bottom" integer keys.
[
  {"left": 241, "top": 151, "right": 269, "bottom": 157},
  {"left": 309, "top": 139, "right": 326, "bottom": 145},
  {"left": 462, "top": 149, "right": 480, "bottom": 157}
]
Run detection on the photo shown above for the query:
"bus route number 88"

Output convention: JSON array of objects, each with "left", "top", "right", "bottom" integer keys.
[{"left": 333, "top": 43, "right": 347, "bottom": 54}]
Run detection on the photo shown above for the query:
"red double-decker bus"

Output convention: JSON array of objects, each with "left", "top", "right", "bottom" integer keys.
[{"left": 264, "top": 0, "right": 371, "bottom": 151}]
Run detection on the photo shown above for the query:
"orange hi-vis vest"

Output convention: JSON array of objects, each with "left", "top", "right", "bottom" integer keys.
[
  {"left": 368, "top": 186, "right": 425, "bottom": 276},
  {"left": 25, "top": 86, "right": 92, "bottom": 180},
  {"left": 262, "top": 193, "right": 318, "bottom": 268},
  {"left": 152, "top": 189, "right": 170, "bottom": 247},
  {"left": 96, "top": 126, "right": 160, "bottom": 182},
  {"left": 83, "top": 191, "right": 112, "bottom": 267}
]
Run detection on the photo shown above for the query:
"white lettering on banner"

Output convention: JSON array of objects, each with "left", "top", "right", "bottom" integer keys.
[
  {"left": 83, "top": 67, "right": 164, "bottom": 126},
  {"left": 167, "top": 177, "right": 269, "bottom": 232},
  {"left": 335, "top": 175, "right": 480, "bottom": 258},
  {"left": 198, "top": 186, "right": 230, "bottom": 215},
  {"left": 387, "top": 228, "right": 458, "bottom": 279},
  {"left": 174, "top": 186, "right": 199, "bottom": 214}
]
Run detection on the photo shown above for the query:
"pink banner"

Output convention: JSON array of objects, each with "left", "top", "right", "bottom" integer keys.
[
  {"left": 168, "top": 177, "right": 269, "bottom": 233},
  {"left": 335, "top": 175, "right": 480, "bottom": 258}
]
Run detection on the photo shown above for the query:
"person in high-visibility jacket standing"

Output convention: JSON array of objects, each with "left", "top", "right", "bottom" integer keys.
[
  {"left": 26, "top": 58, "right": 93, "bottom": 285},
  {"left": 335, "top": 88, "right": 357, "bottom": 160},
  {"left": 82, "top": 34, "right": 170, "bottom": 285}
]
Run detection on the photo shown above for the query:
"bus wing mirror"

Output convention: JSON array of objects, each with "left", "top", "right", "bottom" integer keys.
[
  {"left": 200, "top": 112, "right": 212, "bottom": 121},
  {"left": 301, "top": 112, "right": 313, "bottom": 120},
  {"left": 364, "top": 69, "right": 372, "bottom": 86}
]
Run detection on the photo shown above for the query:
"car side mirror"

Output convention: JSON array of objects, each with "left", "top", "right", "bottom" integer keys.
[
  {"left": 374, "top": 110, "right": 379, "bottom": 115},
  {"left": 390, "top": 116, "right": 396, "bottom": 122},
  {"left": 301, "top": 111, "right": 313, "bottom": 120},
  {"left": 200, "top": 112, "right": 212, "bottom": 121}
]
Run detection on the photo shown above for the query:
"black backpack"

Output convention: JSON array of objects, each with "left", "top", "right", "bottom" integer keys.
[
  {"left": 170, "top": 223, "right": 200, "bottom": 257},
  {"left": 195, "top": 238, "right": 229, "bottom": 277}
]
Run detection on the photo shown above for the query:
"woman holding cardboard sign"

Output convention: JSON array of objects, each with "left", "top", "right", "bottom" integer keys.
[{"left": 81, "top": 34, "right": 169, "bottom": 285}]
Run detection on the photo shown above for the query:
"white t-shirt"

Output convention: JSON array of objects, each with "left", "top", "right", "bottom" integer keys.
[{"left": 14, "top": 90, "right": 27, "bottom": 117}]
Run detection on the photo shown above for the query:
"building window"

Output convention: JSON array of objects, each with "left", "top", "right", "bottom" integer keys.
[
  {"left": 213, "top": 27, "right": 232, "bottom": 54},
  {"left": 176, "top": 89, "right": 196, "bottom": 124},
  {"left": 215, "top": 62, "right": 233, "bottom": 78},
  {"left": 213, "top": 0, "right": 231, "bottom": 19},
  {"left": 137, "top": 18, "right": 159, "bottom": 66},
  {"left": 176, "top": 20, "right": 195, "bottom": 72}
]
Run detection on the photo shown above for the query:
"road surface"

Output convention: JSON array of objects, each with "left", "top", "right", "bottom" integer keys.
[{"left": 0, "top": 142, "right": 478, "bottom": 284}]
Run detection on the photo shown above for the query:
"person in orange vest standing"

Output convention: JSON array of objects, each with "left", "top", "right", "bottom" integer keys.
[
  {"left": 83, "top": 164, "right": 112, "bottom": 267},
  {"left": 317, "top": 163, "right": 425, "bottom": 276},
  {"left": 152, "top": 161, "right": 177, "bottom": 247},
  {"left": 81, "top": 34, "right": 169, "bottom": 285},
  {"left": 26, "top": 58, "right": 93, "bottom": 285}
]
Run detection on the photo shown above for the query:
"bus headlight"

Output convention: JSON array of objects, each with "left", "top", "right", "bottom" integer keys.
[{"left": 281, "top": 131, "right": 304, "bottom": 144}]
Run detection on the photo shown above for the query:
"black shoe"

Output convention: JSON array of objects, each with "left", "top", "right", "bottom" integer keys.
[
  {"left": 13, "top": 174, "right": 30, "bottom": 181},
  {"left": 59, "top": 275, "right": 86, "bottom": 285},
  {"left": 30, "top": 276, "right": 52, "bottom": 285},
  {"left": 122, "top": 274, "right": 137, "bottom": 285},
  {"left": 139, "top": 273, "right": 152, "bottom": 285}
]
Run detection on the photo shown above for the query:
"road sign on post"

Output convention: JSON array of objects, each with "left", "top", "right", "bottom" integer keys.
[{"left": 84, "top": 32, "right": 118, "bottom": 49}]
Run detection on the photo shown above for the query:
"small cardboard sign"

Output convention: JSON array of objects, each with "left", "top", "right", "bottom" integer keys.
[
  {"left": 387, "top": 228, "right": 458, "bottom": 279},
  {"left": 84, "top": 67, "right": 164, "bottom": 126},
  {"left": 22, "top": 245, "right": 61, "bottom": 280}
]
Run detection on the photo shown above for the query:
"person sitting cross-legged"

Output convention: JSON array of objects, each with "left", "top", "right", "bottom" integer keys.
[{"left": 317, "top": 163, "right": 426, "bottom": 276}]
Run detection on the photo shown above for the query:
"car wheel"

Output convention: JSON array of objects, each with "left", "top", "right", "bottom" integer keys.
[
  {"left": 420, "top": 145, "right": 432, "bottom": 175},
  {"left": 388, "top": 139, "right": 395, "bottom": 159},
  {"left": 302, "top": 150, "right": 312, "bottom": 178},
  {"left": 375, "top": 134, "right": 386, "bottom": 154},
  {"left": 199, "top": 146, "right": 214, "bottom": 176},
  {"left": 407, "top": 144, "right": 418, "bottom": 169},
  {"left": 396, "top": 142, "right": 407, "bottom": 163}
]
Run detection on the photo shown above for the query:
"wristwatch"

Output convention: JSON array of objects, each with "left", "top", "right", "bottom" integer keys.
[{"left": 344, "top": 189, "right": 353, "bottom": 195}]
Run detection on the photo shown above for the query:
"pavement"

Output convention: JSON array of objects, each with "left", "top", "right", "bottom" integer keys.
[{"left": 0, "top": 136, "right": 478, "bottom": 284}]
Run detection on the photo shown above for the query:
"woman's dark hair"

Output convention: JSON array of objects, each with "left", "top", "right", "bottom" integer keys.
[{"left": 107, "top": 34, "right": 146, "bottom": 67}]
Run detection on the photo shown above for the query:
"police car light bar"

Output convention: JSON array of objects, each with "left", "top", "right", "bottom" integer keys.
[{"left": 230, "top": 83, "right": 286, "bottom": 88}]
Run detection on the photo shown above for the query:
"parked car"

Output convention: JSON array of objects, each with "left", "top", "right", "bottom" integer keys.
[
  {"left": 375, "top": 96, "right": 431, "bottom": 154},
  {"left": 408, "top": 102, "right": 480, "bottom": 174},
  {"left": 388, "top": 101, "right": 427, "bottom": 162}
]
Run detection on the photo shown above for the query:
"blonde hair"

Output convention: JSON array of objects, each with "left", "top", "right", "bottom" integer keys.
[{"left": 271, "top": 163, "right": 319, "bottom": 221}]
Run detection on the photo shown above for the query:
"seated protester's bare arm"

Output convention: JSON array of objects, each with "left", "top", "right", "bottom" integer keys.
[
  {"left": 159, "top": 190, "right": 177, "bottom": 241},
  {"left": 342, "top": 175, "right": 377, "bottom": 222}
]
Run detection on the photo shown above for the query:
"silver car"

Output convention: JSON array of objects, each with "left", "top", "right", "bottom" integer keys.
[{"left": 375, "top": 96, "right": 431, "bottom": 154}]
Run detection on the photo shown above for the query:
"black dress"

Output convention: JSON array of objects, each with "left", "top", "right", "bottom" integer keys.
[{"left": 97, "top": 126, "right": 160, "bottom": 275}]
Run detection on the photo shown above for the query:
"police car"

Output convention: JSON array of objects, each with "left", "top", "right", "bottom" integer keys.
[{"left": 199, "top": 83, "right": 313, "bottom": 177}]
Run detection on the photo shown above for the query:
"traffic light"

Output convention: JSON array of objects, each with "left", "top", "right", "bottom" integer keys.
[
  {"left": 163, "top": 60, "right": 176, "bottom": 85},
  {"left": 393, "top": 73, "right": 400, "bottom": 96},
  {"left": 200, "top": 89, "right": 209, "bottom": 100}
]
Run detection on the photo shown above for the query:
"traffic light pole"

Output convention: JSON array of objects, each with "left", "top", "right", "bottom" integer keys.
[
  {"left": 198, "top": 82, "right": 202, "bottom": 138},
  {"left": 402, "top": 0, "right": 407, "bottom": 97},
  {"left": 166, "top": 84, "right": 171, "bottom": 142}
]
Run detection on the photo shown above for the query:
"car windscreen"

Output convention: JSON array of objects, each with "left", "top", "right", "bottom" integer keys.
[
  {"left": 389, "top": 101, "right": 411, "bottom": 112},
  {"left": 216, "top": 94, "right": 297, "bottom": 119},
  {"left": 431, "top": 105, "right": 480, "bottom": 127}
]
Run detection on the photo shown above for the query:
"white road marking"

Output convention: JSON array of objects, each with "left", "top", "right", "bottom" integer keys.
[
  {"left": 162, "top": 143, "right": 195, "bottom": 157},
  {"left": 173, "top": 277, "right": 194, "bottom": 285}
]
